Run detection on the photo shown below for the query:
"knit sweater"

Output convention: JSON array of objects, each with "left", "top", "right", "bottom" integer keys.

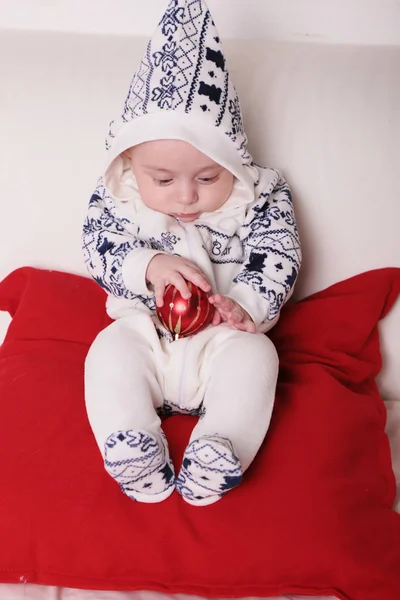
[
  {"left": 82, "top": 0, "right": 301, "bottom": 331},
  {"left": 82, "top": 160, "right": 301, "bottom": 332}
]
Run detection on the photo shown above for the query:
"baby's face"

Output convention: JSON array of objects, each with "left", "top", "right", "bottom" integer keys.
[{"left": 127, "top": 140, "right": 234, "bottom": 222}]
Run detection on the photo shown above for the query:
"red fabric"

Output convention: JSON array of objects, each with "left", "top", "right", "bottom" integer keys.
[{"left": 0, "top": 266, "right": 399, "bottom": 600}]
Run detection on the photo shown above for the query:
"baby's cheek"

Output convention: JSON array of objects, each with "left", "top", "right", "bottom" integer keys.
[{"left": 145, "top": 189, "right": 170, "bottom": 213}]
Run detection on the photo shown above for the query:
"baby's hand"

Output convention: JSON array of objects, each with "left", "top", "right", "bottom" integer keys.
[
  {"left": 146, "top": 254, "right": 211, "bottom": 307},
  {"left": 208, "top": 294, "right": 256, "bottom": 333}
]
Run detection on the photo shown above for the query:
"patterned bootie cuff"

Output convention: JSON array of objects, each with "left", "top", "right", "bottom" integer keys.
[
  {"left": 176, "top": 435, "right": 242, "bottom": 506},
  {"left": 104, "top": 429, "right": 175, "bottom": 503}
]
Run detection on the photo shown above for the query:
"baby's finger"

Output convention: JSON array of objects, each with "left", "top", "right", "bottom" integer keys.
[
  {"left": 154, "top": 283, "right": 166, "bottom": 307},
  {"left": 231, "top": 321, "right": 247, "bottom": 331},
  {"left": 212, "top": 310, "right": 222, "bottom": 327},
  {"left": 209, "top": 294, "right": 233, "bottom": 311},
  {"left": 208, "top": 294, "right": 221, "bottom": 305},
  {"left": 227, "top": 306, "right": 244, "bottom": 323},
  {"left": 220, "top": 296, "right": 236, "bottom": 312},
  {"left": 247, "top": 321, "right": 257, "bottom": 333},
  {"left": 183, "top": 261, "right": 205, "bottom": 275},
  {"left": 181, "top": 268, "right": 211, "bottom": 293},
  {"left": 227, "top": 318, "right": 245, "bottom": 332},
  {"left": 242, "top": 321, "right": 257, "bottom": 333},
  {"left": 232, "top": 318, "right": 256, "bottom": 333},
  {"left": 169, "top": 273, "right": 192, "bottom": 299},
  {"left": 227, "top": 315, "right": 238, "bottom": 328}
]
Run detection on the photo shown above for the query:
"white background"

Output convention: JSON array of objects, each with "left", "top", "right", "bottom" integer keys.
[{"left": 1, "top": 0, "right": 400, "bottom": 45}]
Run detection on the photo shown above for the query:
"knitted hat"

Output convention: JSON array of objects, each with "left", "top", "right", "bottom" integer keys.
[{"left": 104, "top": 0, "right": 258, "bottom": 196}]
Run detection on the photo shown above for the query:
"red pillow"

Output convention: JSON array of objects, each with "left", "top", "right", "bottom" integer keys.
[{"left": 0, "top": 266, "right": 399, "bottom": 600}]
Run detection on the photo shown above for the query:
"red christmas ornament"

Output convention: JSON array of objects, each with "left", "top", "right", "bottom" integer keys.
[{"left": 156, "top": 281, "right": 215, "bottom": 339}]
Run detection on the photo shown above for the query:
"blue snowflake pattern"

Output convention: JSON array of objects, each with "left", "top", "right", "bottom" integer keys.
[
  {"left": 153, "top": 41, "right": 179, "bottom": 73},
  {"left": 82, "top": 191, "right": 152, "bottom": 300},
  {"left": 158, "top": 0, "right": 185, "bottom": 36},
  {"left": 231, "top": 172, "right": 301, "bottom": 321},
  {"left": 148, "top": 238, "right": 164, "bottom": 252},
  {"left": 228, "top": 95, "right": 244, "bottom": 135},
  {"left": 149, "top": 232, "right": 180, "bottom": 252},
  {"left": 161, "top": 231, "right": 180, "bottom": 250},
  {"left": 151, "top": 74, "right": 177, "bottom": 108}
]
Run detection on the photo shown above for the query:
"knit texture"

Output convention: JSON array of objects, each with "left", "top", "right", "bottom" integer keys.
[{"left": 107, "top": 0, "right": 252, "bottom": 170}]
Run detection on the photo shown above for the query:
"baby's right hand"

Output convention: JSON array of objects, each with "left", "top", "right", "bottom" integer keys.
[{"left": 146, "top": 254, "right": 211, "bottom": 307}]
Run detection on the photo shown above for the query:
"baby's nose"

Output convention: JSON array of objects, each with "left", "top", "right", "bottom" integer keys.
[{"left": 179, "top": 185, "right": 198, "bottom": 204}]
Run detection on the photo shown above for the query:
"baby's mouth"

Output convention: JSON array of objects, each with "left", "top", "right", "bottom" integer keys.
[{"left": 173, "top": 212, "right": 200, "bottom": 222}]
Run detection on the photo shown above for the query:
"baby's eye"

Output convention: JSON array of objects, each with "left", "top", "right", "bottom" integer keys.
[
  {"left": 154, "top": 178, "right": 173, "bottom": 186},
  {"left": 198, "top": 175, "right": 219, "bottom": 184}
]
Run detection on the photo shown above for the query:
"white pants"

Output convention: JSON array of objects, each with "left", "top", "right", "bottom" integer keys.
[{"left": 85, "top": 312, "right": 279, "bottom": 472}]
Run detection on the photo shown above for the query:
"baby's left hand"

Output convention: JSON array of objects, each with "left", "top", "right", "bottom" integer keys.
[{"left": 208, "top": 294, "right": 256, "bottom": 333}]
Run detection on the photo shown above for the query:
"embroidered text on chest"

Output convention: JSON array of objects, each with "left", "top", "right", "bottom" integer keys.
[{"left": 196, "top": 224, "right": 243, "bottom": 264}]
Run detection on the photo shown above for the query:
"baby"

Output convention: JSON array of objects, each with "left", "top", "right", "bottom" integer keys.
[{"left": 82, "top": 0, "right": 301, "bottom": 506}]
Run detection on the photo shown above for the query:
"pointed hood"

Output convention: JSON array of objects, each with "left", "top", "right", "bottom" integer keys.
[{"left": 104, "top": 0, "right": 258, "bottom": 199}]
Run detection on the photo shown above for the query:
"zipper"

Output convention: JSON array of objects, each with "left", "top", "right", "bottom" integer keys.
[
  {"left": 178, "top": 336, "right": 193, "bottom": 409},
  {"left": 176, "top": 218, "right": 195, "bottom": 262},
  {"left": 176, "top": 218, "right": 194, "bottom": 409}
]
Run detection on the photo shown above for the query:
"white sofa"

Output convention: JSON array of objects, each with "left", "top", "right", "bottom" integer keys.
[{"left": 0, "top": 21, "right": 399, "bottom": 600}]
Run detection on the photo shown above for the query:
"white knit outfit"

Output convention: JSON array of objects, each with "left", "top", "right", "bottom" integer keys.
[{"left": 82, "top": 0, "right": 301, "bottom": 506}]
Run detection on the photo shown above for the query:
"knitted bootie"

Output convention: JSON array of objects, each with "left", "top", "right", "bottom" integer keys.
[
  {"left": 176, "top": 435, "right": 242, "bottom": 506},
  {"left": 104, "top": 429, "right": 175, "bottom": 503}
]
